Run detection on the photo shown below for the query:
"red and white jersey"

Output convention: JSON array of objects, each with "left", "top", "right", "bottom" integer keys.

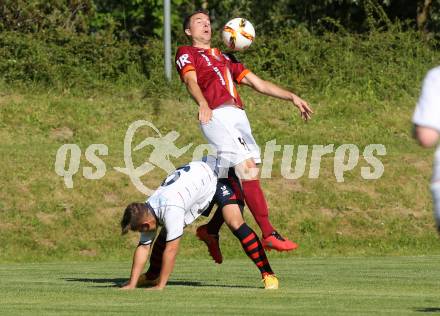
[
  {"left": 139, "top": 161, "right": 217, "bottom": 245},
  {"left": 175, "top": 46, "right": 250, "bottom": 109}
]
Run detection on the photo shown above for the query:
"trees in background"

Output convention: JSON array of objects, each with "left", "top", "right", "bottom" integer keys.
[{"left": 0, "top": 0, "right": 439, "bottom": 40}]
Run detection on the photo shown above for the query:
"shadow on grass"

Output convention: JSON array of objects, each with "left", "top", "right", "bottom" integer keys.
[
  {"left": 63, "top": 277, "right": 259, "bottom": 289},
  {"left": 414, "top": 307, "right": 440, "bottom": 313}
]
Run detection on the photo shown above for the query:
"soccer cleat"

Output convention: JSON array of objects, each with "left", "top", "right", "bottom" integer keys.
[
  {"left": 262, "top": 231, "right": 298, "bottom": 252},
  {"left": 196, "top": 224, "right": 223, "bottom": 264},
  {"left": 262, "top": 274, "right": 279, "bottom": 290},
  {"left": 137, "top": 273, "right": 160, "bottom": 287}
]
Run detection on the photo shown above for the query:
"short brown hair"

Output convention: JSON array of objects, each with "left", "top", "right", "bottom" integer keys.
[
  {"left": 183, "top": 9, "right": 210, "bottom": 32},
  {"left": 120, "top": 202, "right": 149, "bottom": 235}
]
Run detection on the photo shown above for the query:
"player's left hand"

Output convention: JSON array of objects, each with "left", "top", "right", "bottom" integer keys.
[
  {"left": 144, "top": 285, "right": 164, "bottom": 291},
  {"left": 292, "top": 94, "right": 313, "bottom": 121}
]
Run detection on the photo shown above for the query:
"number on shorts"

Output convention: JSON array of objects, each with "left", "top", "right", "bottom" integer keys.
[
  {"left": 161, "top": 165, "right": 191, "bottom": 187},
  {"left": 238, "top": 137, "right": 250, "bottom": 151}
]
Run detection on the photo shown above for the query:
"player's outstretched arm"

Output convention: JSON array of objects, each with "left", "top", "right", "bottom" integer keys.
[
  {"left": 183, "top": 71, "right": 212, "bottom": 124},
  {"left": 120, "top": 244, "right": 150, "bottom": 290},
  {"left": 148, "top": 237, "right": 181, "bottom": 290},
  {"left": 241, "top": 72, "right": 313, "bottom": 121}
]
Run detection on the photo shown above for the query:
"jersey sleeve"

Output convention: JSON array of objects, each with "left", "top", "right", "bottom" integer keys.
[
  {"left": 175, "top": 46, "right": 196, "bottom": 81},
  {"left": 139, "top": 230, "right": 157, "bottom": 246},
  {"left": 224, "top": 52, "right": 251, "bottom": 84},
  {"left": 162, "top": 206, "right": 185, "bottom": 242},
  {"left": 413, "top": 67, "right": 440, "bottom": 131}
]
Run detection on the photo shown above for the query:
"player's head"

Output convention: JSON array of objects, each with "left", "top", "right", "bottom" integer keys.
[
  {"left": 183, "top": 9, "right": 211, "bottom": 45},
  {"left": 121, "top": 202, "right": 157, "bottom": 234}
]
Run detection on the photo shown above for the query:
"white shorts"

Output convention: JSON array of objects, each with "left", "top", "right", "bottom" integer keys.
[{"left": 200, "top": 105, "right": 261, "bottom": 168}]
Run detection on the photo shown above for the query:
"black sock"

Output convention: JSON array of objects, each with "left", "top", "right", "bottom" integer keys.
[
  {"left": 206, "top": 206, "right": 224, "bottom": 235},
  {"left": 146, "top": 229, "right": 166, "bottom": 277},
  {"left": 233, "top": 223, "right": 274, "bottom": 276}
]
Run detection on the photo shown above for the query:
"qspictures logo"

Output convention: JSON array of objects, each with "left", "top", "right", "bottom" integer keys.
[{"left": 54, "top": 120, "right": 386, "bottom": 196}]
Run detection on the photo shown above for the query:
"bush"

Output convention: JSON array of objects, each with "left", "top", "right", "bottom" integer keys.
[
  {"left": 235, "top": 26, "right": 438, "bottom": 101},
  {"left": 0, "top": 30, "right": 152, "bottom": 89},
  {"left": 0, "top": 25, "right": 438, "bottom": 99}
]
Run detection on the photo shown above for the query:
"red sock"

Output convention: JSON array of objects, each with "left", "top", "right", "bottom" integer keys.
[{"left": 241, "top": 179, "right": 274, "bottom": 238}]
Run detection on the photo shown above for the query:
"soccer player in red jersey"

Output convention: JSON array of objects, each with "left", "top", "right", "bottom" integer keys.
[{"left": 175, "top": 10, "right": 313, "bottom": 257}]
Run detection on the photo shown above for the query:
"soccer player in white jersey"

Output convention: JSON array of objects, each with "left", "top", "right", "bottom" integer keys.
[
  {"left": 413, "top": 66, "right": 440, "bottom": 232},
  {"left": 120, "top": 160, "right": 279, "bottom": 290}
]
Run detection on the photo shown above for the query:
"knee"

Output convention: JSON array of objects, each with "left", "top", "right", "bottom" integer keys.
[
  {"left": 227, "top": 218, "right": 244, "bottom": 231},
  {"left": 222, "top": 205, "right": 245, "bottom": 230},
  {"left": 235, "top": 159, "right": 259, "bottom": 180}
]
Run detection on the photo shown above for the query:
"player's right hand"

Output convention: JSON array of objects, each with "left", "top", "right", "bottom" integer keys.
[
  {"left": 199, "top": 103, "right": 212, "bottom": 124},
  {"left": 120, "top": 281, "right": 136, "bottom": 290}
]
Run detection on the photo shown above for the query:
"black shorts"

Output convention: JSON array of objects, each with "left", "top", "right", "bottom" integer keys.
[{"left": 202, "top": 171, "right": 244, "bottom": 216}]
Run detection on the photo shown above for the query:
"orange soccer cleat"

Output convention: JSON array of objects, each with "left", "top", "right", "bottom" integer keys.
[{"left": 262, "top": 231, "right": 298, "bottom": 252}]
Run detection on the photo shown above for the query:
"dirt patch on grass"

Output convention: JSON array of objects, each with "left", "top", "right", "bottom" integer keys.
[
  {"left": 0, "top": 93, "right": 24, "bottom": 106},
  {"left": 104, "top": 193, "right": 119, "bottom": 204},
  {"left": 36, "top": 212, "right": 58, "bottom": 225},
  {"left": 38, "top": 239, "right": 56, "bottom": 249},
  {"left": 50, "top": 126, "right": 74, "bottom": 141},
  {"left": 401, "top": 154, "right": 432, "bottom": 173},
  {"left": 94, "top": 207, "right": 122, "bottom": 230},
  {"left": 388, "top": 206, "right": 429, "bottom": 220},
  {"left": 0, "top": 222, "right": 14, "bottom": 230},
  {"left": 79, "top": 249, "right": 97, "bottom": 257},
  {"left": 265, "top": 178, "right": 304, "bottom": 194},
  {"left": 336, "top": 183, "right": 379, "bottom": 199},
  {"left": 98, "top": 207, "right": 121, "bottom": 219},
  {"left": 320, "top": 208, "right": 338, "bottom": 218}
]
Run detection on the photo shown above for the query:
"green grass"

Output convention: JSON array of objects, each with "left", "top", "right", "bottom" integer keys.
[{"left": 0, "top": 257, "right": 439, "bottom": 315}]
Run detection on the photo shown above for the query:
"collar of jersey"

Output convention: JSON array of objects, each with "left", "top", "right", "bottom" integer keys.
[{"left": 196, "top": 47, "right": 221, "bottom": 57}]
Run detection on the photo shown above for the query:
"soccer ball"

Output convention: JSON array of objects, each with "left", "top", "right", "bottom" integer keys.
[{"left": 222, "top": 18, "right": 255, "bottom": 51}]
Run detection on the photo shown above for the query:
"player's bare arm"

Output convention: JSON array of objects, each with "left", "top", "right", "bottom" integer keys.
[
  {"left": 241, "top": 72, "right": 313, "bottom": 121},
  {"left": 183, "top": 71, "right": 212, "bottom": 124},
  {"left": 121, "top": 244, "right": 151, "bottom": 290},
  {"left": 414, "top": 125, "right": 439, "bottom": 148},
  {"left": 148, "top": 238, "right": 181, "bottom": 290}
]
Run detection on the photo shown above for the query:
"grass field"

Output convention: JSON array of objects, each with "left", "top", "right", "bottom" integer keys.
[
  {"left": 0, "top": 256, "right": 439, "bottom": 315},
  {"left": 2, "top": 27, "right": 440, "bottom": 316}
]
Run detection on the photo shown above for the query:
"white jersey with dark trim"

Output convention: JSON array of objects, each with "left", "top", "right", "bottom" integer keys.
[
  {"left": 413, "top": 66, "right": 440, "bottom": 131},
  {"left": 413, "top": 66, "right": 440, "bottom": 181},
  {"left": 139, "top": 161, "right": 217, "bottom": 245}
]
